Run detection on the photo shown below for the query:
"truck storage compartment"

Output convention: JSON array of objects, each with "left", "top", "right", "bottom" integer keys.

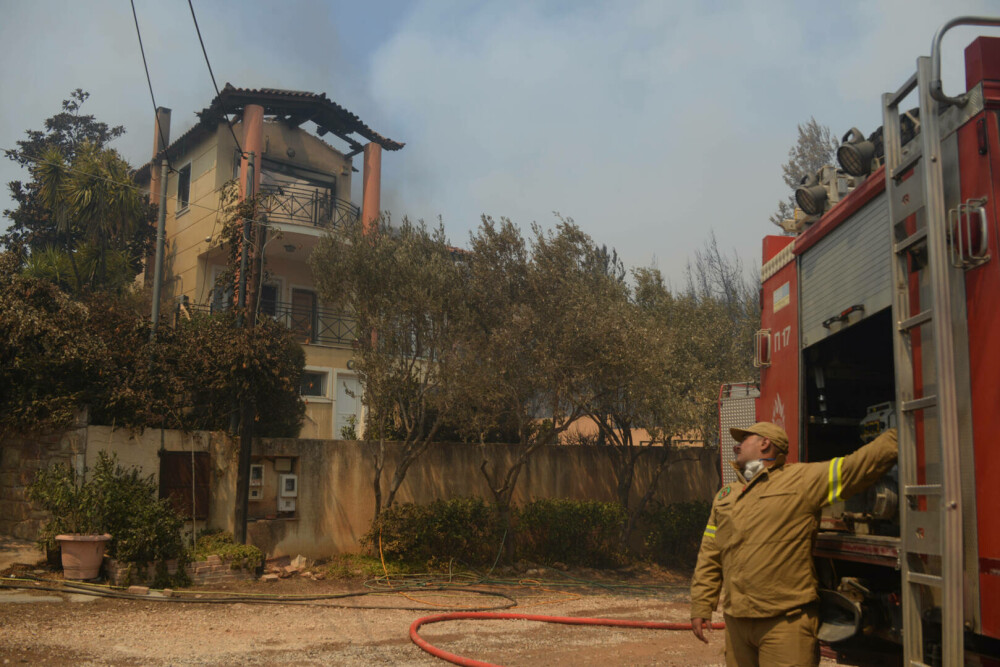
[
  {"left": 802, "top": 307, "right": 894, "bottom": 460},
  {"left": 802, "top": 306, "right": 898, "bottom": 537}
]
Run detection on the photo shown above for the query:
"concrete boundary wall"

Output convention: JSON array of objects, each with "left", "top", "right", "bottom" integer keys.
[
  {"left": 3, "top": 427, "right": 721, "bottom": 559},
  {"left": 239, "top": 438, "right": 721, "bottom": 558}
]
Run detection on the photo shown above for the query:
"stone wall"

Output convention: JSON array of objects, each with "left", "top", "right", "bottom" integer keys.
[{"left": 0, "top": 414, "right": 88, "bottom": 540}]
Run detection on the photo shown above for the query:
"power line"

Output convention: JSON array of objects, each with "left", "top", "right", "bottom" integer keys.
[
  {"left": 130, "top": 0, "right": 172, "bottom": 172},
  {"left": 187, "top": 0, "right": 244, "bottom": 156}
]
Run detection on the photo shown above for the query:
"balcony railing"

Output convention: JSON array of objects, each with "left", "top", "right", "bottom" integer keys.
[
  {"left": 259, "top": 182, "right": 359, "bottom": 229},
  {"left": 270, "top": 300, "right": 357, "bottom": 347},
  {"left": 184, "top": 299, "right": 358, "bottom": 347}
]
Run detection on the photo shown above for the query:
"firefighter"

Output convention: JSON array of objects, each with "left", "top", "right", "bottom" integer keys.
[{"left": 689, "top": 422, "right": 897, "bottom": 666}]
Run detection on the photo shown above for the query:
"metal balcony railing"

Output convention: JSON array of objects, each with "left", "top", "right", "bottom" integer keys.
[
  {"left": 269, "top": 300, "right": 358, "bottom": 347},
  {"left": 259, "top": 182, "right": 359, "bottom": 229},
  {"left": 183, "top": 299, "right": 358, "bottom": 347}
]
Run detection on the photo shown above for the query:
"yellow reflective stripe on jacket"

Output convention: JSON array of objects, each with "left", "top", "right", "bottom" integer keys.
[
  {"left": 703, "top": 524, "right": 717, "bottom": 538},
  {"left": 826, "top": 457, "right": 844, "bottom": 504}
]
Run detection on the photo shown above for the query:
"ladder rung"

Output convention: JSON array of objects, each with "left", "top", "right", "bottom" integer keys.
[
  {"left": 888, "top": 71, "right": 918, "bottom": 108},
  {"left": 904, "top": 484, "right": 942, "bottom": 496},
  {"left": 895, "top": 228, "right": 927, "bottom": 255},
  {"left": 898, "top": 309, "right": 933, "bottom": 332},
  {"left": 891, "top": 144, "right": 923, "bottom": 179},
  {"left": 907, "top": 571, "right": 942, "bottom": 587},
  {"left": 902, "top": 395, "right": 937, "bottom": 412}
]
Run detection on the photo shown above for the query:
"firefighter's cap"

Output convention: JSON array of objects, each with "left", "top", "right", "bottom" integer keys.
[{"left": 730, "top": 421, "right": 789, "bottom": 454}]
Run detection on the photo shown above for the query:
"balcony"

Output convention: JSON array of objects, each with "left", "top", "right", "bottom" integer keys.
[
  {"left": 187, "top": 299, "right": 358, "bottom": 348},
  {"left": 259, "top": 182, "right": 359, "bottom": 230},
  {"left": 269, "top": 300, "right": 357, "bottom": 347}
]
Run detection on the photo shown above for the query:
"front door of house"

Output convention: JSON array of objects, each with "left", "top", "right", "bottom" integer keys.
[{"left": 290, "top": 288, "right": 317, "bottom": 343}]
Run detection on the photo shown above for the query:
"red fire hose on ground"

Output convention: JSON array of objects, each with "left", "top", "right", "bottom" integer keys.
[{"left": 409, "top": 611, "right": 725, "bottom": 667}]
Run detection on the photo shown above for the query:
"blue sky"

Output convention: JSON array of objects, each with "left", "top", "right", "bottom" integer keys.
[{"left": 1, "top": 0, "right": 996, "bottom": 286}]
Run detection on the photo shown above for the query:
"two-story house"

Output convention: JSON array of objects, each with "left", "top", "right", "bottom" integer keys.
[{"left": 134, "top": 84, "right": 403, "bottom": 439}]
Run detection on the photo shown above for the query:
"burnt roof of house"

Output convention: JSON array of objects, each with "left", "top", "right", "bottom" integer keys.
[{"left": 134, "top": 83, "right": 403, "bottom": 182}]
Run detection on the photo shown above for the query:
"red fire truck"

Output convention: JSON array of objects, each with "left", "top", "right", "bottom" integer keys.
[{"left": 724, "top": 17, "right": 1000, "bottom": 666}]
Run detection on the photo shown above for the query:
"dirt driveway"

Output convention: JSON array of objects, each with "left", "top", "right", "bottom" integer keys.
[{"left": 0, "top": 567, "right": 728, "bottom": 666}]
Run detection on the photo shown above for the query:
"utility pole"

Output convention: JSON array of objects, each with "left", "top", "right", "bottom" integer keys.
[
  {"left": 236, "top": 153, "right": 255, "bottom": 323},
  {"left": 234, "top": 152, "right": 256, "bottom": 544},
  {"left": 149, "top": 158, "right": 169, "bottom": 341}
]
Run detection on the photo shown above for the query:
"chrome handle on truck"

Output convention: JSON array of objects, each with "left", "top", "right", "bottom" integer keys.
[
  {"left": 822, "top": 304, "right": 865, "bottom": 329},
  {"left": 948, "top": 197, "right": 990, "bottom": 268},
  {"left": 753, "top": 329, "right": 771, "bottom": 368}
]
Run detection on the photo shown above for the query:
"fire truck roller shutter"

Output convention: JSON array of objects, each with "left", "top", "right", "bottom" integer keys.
[{"left": 799, "top": 191, "right": 892, "bottom": 348}]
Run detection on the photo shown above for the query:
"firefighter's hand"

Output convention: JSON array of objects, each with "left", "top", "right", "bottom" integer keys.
[{"left": 692, "top": 617, "right": 712, "bottom": 643}]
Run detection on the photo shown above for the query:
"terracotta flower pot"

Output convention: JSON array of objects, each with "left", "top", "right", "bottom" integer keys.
[{"left": 55, "top": 534, "right": 112, "bottom": 580}]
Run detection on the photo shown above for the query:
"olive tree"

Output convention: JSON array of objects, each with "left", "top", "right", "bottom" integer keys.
[
  {"left": 311, "top": 215, "right": 463, "bottom": 520},
  {"left": 576, "top": 266, "right": 705, "bottom": 549},
  {"left": 444, "top": 218, "right": 608, "bottom": 550}
]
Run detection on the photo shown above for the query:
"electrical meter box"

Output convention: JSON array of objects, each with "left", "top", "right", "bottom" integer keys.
[{"left": 279, "top": 474, "right": 298, "bottom": 498}]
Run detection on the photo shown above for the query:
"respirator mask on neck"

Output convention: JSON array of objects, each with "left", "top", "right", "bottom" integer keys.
[{"left": 742, "top": 457, "right": 776, "bottom": 481}]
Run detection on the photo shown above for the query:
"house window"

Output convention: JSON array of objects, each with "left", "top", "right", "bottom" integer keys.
[
  {"left": 300, "top": 370, "right": 327, "bottom": 397},
  {"left": 177, "top": 164, "right": 192, "bottom": 211},
  {"left": 158, "top": 451, "right": 210, "bottom": 520}
]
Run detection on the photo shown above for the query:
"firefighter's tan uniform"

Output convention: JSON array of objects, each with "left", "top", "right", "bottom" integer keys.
[{"left": 691, "top": 426, "right": 897, "bottom": 666}]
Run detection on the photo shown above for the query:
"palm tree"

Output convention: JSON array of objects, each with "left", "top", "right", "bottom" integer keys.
[{"left": 31, "top": 142, "right": 146, "bottom": 292}]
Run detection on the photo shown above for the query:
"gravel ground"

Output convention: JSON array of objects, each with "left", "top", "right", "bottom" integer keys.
[{"left": 0, "top": 568, "right": 732, "bottom": 666}]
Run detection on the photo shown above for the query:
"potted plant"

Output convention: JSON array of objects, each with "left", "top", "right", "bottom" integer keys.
[
  {"left": 26, "top": 460, "right": 110, "bottom": 580},
  {"left": 27, "top": 452, "right": 187, "bottom": 583}
]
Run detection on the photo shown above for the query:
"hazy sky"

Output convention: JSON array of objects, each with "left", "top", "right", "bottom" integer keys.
[{"left": 1, "top": 1, "right": 995, "bottom": 285}]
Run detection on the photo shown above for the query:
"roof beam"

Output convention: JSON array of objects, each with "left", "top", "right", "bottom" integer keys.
[{"left": 283, "top": 109, "right": 317, "bottom": 128}]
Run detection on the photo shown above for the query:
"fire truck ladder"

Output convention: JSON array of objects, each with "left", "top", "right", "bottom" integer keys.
[{"left": 883, "top": 16, "right": 999, "bottom": 666}]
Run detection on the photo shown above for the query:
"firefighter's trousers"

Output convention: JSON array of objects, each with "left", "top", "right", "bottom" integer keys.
[{"left": 723, "top": 603, "right": 820, "bottom": 667}]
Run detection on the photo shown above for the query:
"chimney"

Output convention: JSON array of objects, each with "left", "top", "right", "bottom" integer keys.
[{"left": 361, "top": 142, "right": 382, "bottom": 234}]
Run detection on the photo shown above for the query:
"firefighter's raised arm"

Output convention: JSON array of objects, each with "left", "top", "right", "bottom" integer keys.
[{"left": 801, "top": 428, "right": 898, "bottom": 510}]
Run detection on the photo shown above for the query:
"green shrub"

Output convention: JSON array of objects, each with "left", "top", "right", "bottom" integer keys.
[
  {"left": 0, "top": 255, "right": 105, "bottom": 435},
  {"left": 27, "top": 452, "right": 185, "bottom": 563},
  {"left": 514, "top": 499, "right": 627, "bottom": 568},
  {"left": 86, "top": 302, "right": 306, "bottom": 437},
  {"left": 364, "top": 497, "right": 505, "bottom": 566},
  {"left": 88, "top": 452, "right": 185, "bottom": 565},
  {"left": 362, "top": 497, "right": 711, "bottom": 571},
  {"left": 0, "top": 251, "right": 306, "bottom": 437},
  {"left": 193, "top": 530, "right": 264, "bottom": 571},
  {"left": 641, "top": 500, "right": 712, "bottom": 567}
]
